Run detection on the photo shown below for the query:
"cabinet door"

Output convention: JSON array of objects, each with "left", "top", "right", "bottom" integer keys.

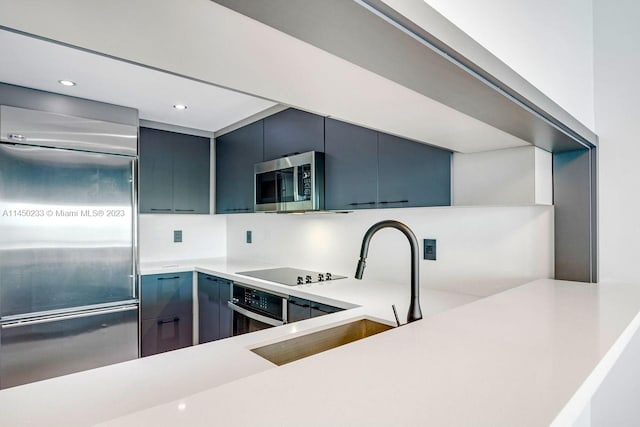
[
  {"left": 263, "top": 109, "right": 324, "bottom": 161},
  {"left": 324, "top": 118, "right": 378, "bottom": 210},
  {"left": 198, "top": 273, "right": 221, "bottom": 344},
  {"left": 197, "top": 274, "right": 232, "bottom": 343},
  {"left": 310, "top": 301, "right": 343, "bottom": 318},
  {"left": 140, "top": 272, "right": 193, "bottom": 320},
  {"left": 218, "top": 278, "right": 232, "bottom": 339},
  {"left": 287, "top": 297, "right": 311, "bottom": 323},
  {"left": 140, "top": 312, "right": 193, "bottom": 357},
  {"left": 173, "top": 134, "right": 210, "bottom": 214},
  {"left": 215, "top": 121, "right": 263, "bottom": 214},
  {"left": 139, "top": 127, "right": 174, "bottom": 213},
  {"left": 378, "top": 133, "right": 451, "bottom": 208}
]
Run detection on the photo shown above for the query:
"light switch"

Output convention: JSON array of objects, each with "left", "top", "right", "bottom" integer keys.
[
  {"left": 246, "top": 230, "right": 252, "bottom": 244},
  {"left": 424, "top": 239, "right": 436, "bottom": 260},
  {"left": 174, "top": 230, "right": 182, "bottom": 243}
]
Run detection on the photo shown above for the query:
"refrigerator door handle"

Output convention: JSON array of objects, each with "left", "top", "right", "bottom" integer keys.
[
  {"left": 131, "top": 158, "right": 138, "bottom": 300},
  {"left": 1, "top": 304, "right": 138, "bottom": 329}
]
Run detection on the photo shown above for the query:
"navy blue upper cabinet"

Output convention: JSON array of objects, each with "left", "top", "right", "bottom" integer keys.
[
  {"left": 139, "top": 128, "right": 174, "bottom": 213},
  {"left": 139, "top": 127, "right": 210, "bottom": 214},
  {"left": 215, "top": 120, "right": 263, "bottom": 214},
  {"left": 263, "top": 108, "right": 324, "bottom": 160},
  {"left": 325, "top": 118, "right": 378, "bottom": 210},
  {"left": 173, "top": 134, "right": 210, "bottom": 214},
  {"left": 213, "top": 109, "right": 451, "bottom": 213},
  {"left": 378, "top": 133, "right": 451, "bottom": 208}
]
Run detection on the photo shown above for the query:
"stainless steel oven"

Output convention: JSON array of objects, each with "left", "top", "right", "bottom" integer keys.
[
  {"left": 254, "top": 151, "right": 324, "bottom": 212},
  {"left": 228, "top": 284, "right": 287, "bottom": 336}
]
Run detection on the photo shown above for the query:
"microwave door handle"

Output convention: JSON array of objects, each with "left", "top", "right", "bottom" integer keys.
[
  {"left": 293, "top": 166, "right": 299, "bottom": 202},
  {"left": 275, "top": 171, "right": 280, "bottom": 205}
]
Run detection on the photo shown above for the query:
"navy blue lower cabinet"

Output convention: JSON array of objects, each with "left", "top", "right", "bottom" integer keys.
[
  {"left": 140, "top": 272, "right": 193, "bottom": 321},
  {"left": 140, "top": 272, "right": 194, "bottom": 357},
  {"left": 310, "top": 301, "right": 343, "bottom": 318},
  {"left": 288, "top": 297, "right": 343, "bottom": 322},
  {"left": 140, "top": 313, "right": 193, "bottom": 357},
  {"left": 287, "top": 297, "right": 312, "bottom": 323},
  {"left": 219, "top": 281, "right": 232, "bottom": 339},
  {"left": 198, "top": 273, "right": 232, "bottom": 344}
]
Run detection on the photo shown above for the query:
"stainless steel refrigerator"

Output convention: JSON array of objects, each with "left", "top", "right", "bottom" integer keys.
[{"left": 0, "top": 105, "right": 139, "bottom": 389}]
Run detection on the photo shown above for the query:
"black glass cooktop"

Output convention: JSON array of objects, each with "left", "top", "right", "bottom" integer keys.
[{"left": 236, "top": 267, "right": 346, "bottom": 286}]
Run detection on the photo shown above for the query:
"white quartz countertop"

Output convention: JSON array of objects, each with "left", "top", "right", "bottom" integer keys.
[
  {"left": 2, "top": 258, "right": 640, "bottom": 427},
  {"left": 0, "top": 257, "right": 478, "bottom": 426}
]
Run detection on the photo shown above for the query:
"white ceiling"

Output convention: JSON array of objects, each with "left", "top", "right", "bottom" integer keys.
[{"left": 0, "top": 30, "right": 277, "bottom": 133}]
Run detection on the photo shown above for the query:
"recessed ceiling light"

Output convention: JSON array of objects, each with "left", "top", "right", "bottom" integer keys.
[
  {"left": 173, "top": 104, "right": 188, "bottom": 110},
  {"left": 58, "top": 80, "right": 76, "bottom": 87}
]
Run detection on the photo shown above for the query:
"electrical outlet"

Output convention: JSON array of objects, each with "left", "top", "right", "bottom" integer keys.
[
  {"left": 246, "top": 230, "right": 252, "bottom": 244},
  {"left": 174, "top": 230, "right": 183, "bottom": 243},
  {"left": 423, "top": 239, "right": 436, "bottom": 260}
]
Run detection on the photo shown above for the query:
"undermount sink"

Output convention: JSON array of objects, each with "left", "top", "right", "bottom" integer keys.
[{"left": 251, "top": 319, "right": 394, "bottom": 366}]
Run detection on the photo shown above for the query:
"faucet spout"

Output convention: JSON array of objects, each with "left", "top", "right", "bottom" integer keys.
[{"left": 354, "top": 220, "right": 423, "bottom": 323}]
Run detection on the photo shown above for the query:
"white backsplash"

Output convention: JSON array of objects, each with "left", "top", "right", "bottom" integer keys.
[
  {"left": 226, "top": 205, "right": 554, "bottom": 297},
  {"left": 139, "top": 214, "right": 226, "bottom": 262}
]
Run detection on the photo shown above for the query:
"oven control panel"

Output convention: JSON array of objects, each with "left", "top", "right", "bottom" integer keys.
[{"left": 232, "top": 284, "right": 284, "bottom": 320}]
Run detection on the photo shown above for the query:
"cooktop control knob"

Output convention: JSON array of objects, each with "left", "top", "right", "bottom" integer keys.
[
  {"left": 305, "top": 275, "right": 312, "bottom": 284},
  {"left": 297, "top": 276, "right": 303, "bottom": 285},
  {"left": 326, "top": 272, "right": 332, "bottom": 280},
  {"left": 318, "top": 273, "right": 325, "bottom": 282}
]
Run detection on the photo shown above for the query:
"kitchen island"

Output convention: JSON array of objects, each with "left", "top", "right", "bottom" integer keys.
[{"left": 1, "top": 258, "right": 639, "bottom": 427}]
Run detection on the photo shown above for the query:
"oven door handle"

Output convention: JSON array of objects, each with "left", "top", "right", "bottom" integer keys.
[{"left": 227, "top": 302, "right": 285, "bottom": 327}]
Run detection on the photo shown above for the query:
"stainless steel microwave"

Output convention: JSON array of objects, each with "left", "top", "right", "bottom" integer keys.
[{"left": 254, "top": 151, "right": 324, "bottom": 212}]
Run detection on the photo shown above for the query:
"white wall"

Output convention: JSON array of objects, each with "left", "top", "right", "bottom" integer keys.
[
  {"left": 139, "top": 214, "right": 226, "bottom": 262},
  {"left": 424, "top": 0, "right": 595, "bottom": 131},
  {"left": 534, "top": 147, "right": 553, "bottom": 205},
  {"left": 587, "top": 2, "right": 640, "bottom": 424},
  {"left": 453, "top": 146, "right": 552, "bottom": 206},
  {"left": 226, "top": 206, "right": 554, "bottom": 297},
  {"left": 594, "top": 0, "right": 640, "bottom": 285}
]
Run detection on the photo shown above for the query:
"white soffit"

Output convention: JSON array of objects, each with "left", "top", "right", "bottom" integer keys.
[
  {"left": 0, "top": 30, "right": 277, "bottom": 133},
  {"left": 0, "top": 1, "right": 530, "bottom": 152}
]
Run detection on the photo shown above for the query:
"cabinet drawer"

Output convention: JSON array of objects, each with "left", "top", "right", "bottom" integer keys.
[
  {"left": 287, "top": 296, "right": 311, "bottom": 323},
  {"left": 140, "top": 313, "right": 193, "bottom": 357},
  {"left": 140, "top": 272, "right": 193, "bottom": 320},
  {"left": 310, "top": 301, "right": 343, "bottom": 318}
]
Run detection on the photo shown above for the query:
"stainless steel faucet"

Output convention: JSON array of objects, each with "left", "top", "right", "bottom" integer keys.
[{"left": 354, "top": 220, "right": 423, "bottom": 323}]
